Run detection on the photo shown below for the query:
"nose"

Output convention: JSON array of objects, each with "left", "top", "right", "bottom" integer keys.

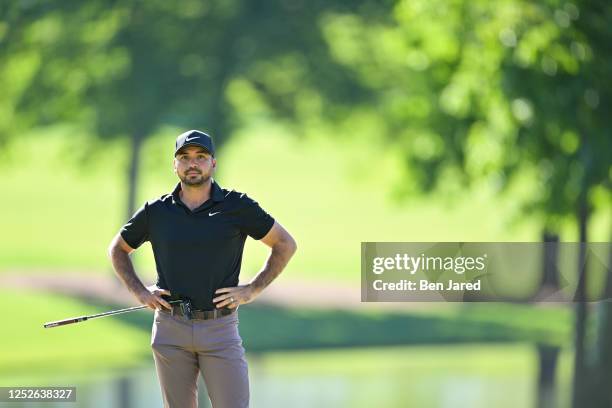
[{"left": 186, "top": 161, "right": 201, "bottom": 170}]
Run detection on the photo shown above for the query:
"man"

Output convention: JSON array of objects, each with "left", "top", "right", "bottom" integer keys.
[{"left": 108, "top": 130, "right": 297, "bottom": 408}]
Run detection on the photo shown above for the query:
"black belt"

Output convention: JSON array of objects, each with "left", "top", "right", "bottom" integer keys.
[{"left": 165, "top": 304, "right": 235, "bottom": 320}]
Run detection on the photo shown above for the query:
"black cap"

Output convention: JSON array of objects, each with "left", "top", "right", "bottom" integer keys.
[{"left": 174, "top": 130, "right": 215, "bottom": 156}]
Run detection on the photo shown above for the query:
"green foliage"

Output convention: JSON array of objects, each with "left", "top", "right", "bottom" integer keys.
[
  {"left": 3, "top": 0, "right": 608, "bottom": 228},
  {"left": 314, "top": 0, "right": 610, "bottom": 228},
  {"left": 501, "top": 0, "right": 611, "bottom": 226},
  {"left": 1, "top": 0, "right": 371, "bottom": 146}
]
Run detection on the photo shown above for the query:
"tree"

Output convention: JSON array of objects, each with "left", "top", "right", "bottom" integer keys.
[
  {"left": 1, "top": 0, "right": 373, "bottom": 218},
  {"left": 3, "top": 1, "right": 610, "bottom": 404},
  {"left": 290, "top": 0, "right": 610, "bottom": 406}
]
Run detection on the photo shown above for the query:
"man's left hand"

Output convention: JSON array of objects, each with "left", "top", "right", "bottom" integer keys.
[{"left": 213, "top": 284, "right": 259, "bottom": 309}]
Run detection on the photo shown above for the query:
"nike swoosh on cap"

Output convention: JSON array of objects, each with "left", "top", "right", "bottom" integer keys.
[{"left": 185, "top": 136, "right": 199, "bottom": 142}]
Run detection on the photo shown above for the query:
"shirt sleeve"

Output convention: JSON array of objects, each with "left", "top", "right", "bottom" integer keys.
[
  {"left": 238, "top": 195, "right": 275, "bottom": 240},
  {"left": 120, "top": 203, "right": 150, "bottom": 249}
]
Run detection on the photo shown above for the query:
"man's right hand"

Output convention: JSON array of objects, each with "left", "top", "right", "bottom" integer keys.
[{"left": 137, "top": 285, "right": 172, "bottom": 311}]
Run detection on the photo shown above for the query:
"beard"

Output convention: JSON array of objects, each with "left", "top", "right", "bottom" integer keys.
[{"left": 179, "top": 170, "right": 211, "bottom": 186}]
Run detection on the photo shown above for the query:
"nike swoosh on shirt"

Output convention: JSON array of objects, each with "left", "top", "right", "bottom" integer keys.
[
  {"left": 185, "top": 136, "right": 199, "bottom": 142},
  {"left": 209, "top": 211, "right": 221, "bottom": 216}
]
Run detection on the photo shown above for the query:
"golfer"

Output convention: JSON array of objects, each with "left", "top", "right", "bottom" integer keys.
[{"left": 108, "top": 130, "right": 297, "bottom": 408}]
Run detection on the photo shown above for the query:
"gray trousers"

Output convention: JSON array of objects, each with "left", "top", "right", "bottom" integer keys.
[{"left": 151, "top": 309, "right": 249, "bottom": 408}]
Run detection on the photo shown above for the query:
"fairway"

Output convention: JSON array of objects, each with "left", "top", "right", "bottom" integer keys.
[
  {"left": 5, "top": 127, "right": 608, "bottom": 283},
  {"left": 0, "top": 290, "right": 150, "bottom": 378}
]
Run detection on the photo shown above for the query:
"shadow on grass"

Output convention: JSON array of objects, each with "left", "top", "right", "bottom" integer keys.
[{"left": 86, "top": 300, "right": 570, "bottom": 352}]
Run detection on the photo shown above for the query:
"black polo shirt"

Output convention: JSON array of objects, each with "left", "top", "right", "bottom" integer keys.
[{"left": 120, "top": 180, "right": 275, "bottom": 309}]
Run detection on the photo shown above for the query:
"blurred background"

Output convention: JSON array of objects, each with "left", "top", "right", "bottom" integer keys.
[{"left": 0, "top": 0, "right": 610, "bottom": 407}]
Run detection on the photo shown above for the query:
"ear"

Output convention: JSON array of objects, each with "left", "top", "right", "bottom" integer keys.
[
  {"left": 172, "top": 157, "right": 178, "bottom": 173},
  {"left": 212, "top": 158, "right": 217, "bottom": 169}
]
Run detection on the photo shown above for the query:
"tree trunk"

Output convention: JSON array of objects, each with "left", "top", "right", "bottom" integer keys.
[
  {"left": 537, "top": 343, "right": 560, "bottom": 408},
  {"left": 116, "top": 376, "right": 131, "bottom": 408},
  {"left": 535, "top": 231, "right": 561, "bottom": 301},
  {"left": 111, "top": 133, "right": 145, "bottom": 289},
  {"left": 541, "top": 232, "right": 560, "bottom": 289},
  {"left": 592, "top": 226, "right": 612, "bottom": 408},
  {"left": 126, "top": 133, "right": 144, "bottom": 220},
  {"left": 535, "top": 231, "right": 562, "bottom": 408},
  {"left": 571, "top": 193, "right": 590, "bottom": 408}
]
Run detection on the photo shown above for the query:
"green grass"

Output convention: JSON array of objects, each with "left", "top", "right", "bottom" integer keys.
[
  {"left": 0, "top": 290, "right": 572, "bottom": 374},
  {"left": 0, "top": 129, "right": 128, "bottom": 271},
  {"left": 256, "top": 343, "right": 540, "bottom": 376},
  {"left": 98, "top": 295, "right": 574, "bottom": 352},
  {"left": 237, "top": 303, "right": 572, "bottom": 351},
  {"left": 0, "top": 125, "right": 609, "bottom": 283},
  {"left": 0, "top": 290, "right": 150, "bottom": 378}
]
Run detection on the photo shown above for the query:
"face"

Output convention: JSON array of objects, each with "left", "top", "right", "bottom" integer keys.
[{"left": 173, "top": 146, "right": 216, "bottom": 186}]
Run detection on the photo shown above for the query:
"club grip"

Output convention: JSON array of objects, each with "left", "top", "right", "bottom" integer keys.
[{"left": 44, "top": 316, "right": 88, "bottom": 328}]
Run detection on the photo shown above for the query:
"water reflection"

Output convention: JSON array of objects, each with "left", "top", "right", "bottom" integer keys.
[{"left": 0, "top": 345, "right": 571, "bottom": 408}]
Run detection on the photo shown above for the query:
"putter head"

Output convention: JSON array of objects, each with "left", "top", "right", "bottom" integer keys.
[{"left": 180, "top": 299, "right": 193, "bottom": 320}]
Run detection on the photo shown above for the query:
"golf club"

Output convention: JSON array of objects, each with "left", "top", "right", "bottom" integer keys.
[{"left": 43, "top": 300, "right": 182, "bottom": 329}]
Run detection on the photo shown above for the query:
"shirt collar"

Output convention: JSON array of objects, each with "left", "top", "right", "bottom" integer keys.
[
  {"left": 172, "top": 179, "right": 225, "bottom": 206},
  {"left": 211, "top": 180, "right": 225, "bottom": 202}
]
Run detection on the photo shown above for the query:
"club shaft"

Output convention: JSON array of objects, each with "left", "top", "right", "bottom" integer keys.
[{"left": 43, "top": 301, "right": 181, "bottom": 328}]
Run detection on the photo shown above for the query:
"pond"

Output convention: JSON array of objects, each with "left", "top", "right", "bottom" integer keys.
[{"left": 0, "top": 344, "right": 571, "bottom": 408}]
